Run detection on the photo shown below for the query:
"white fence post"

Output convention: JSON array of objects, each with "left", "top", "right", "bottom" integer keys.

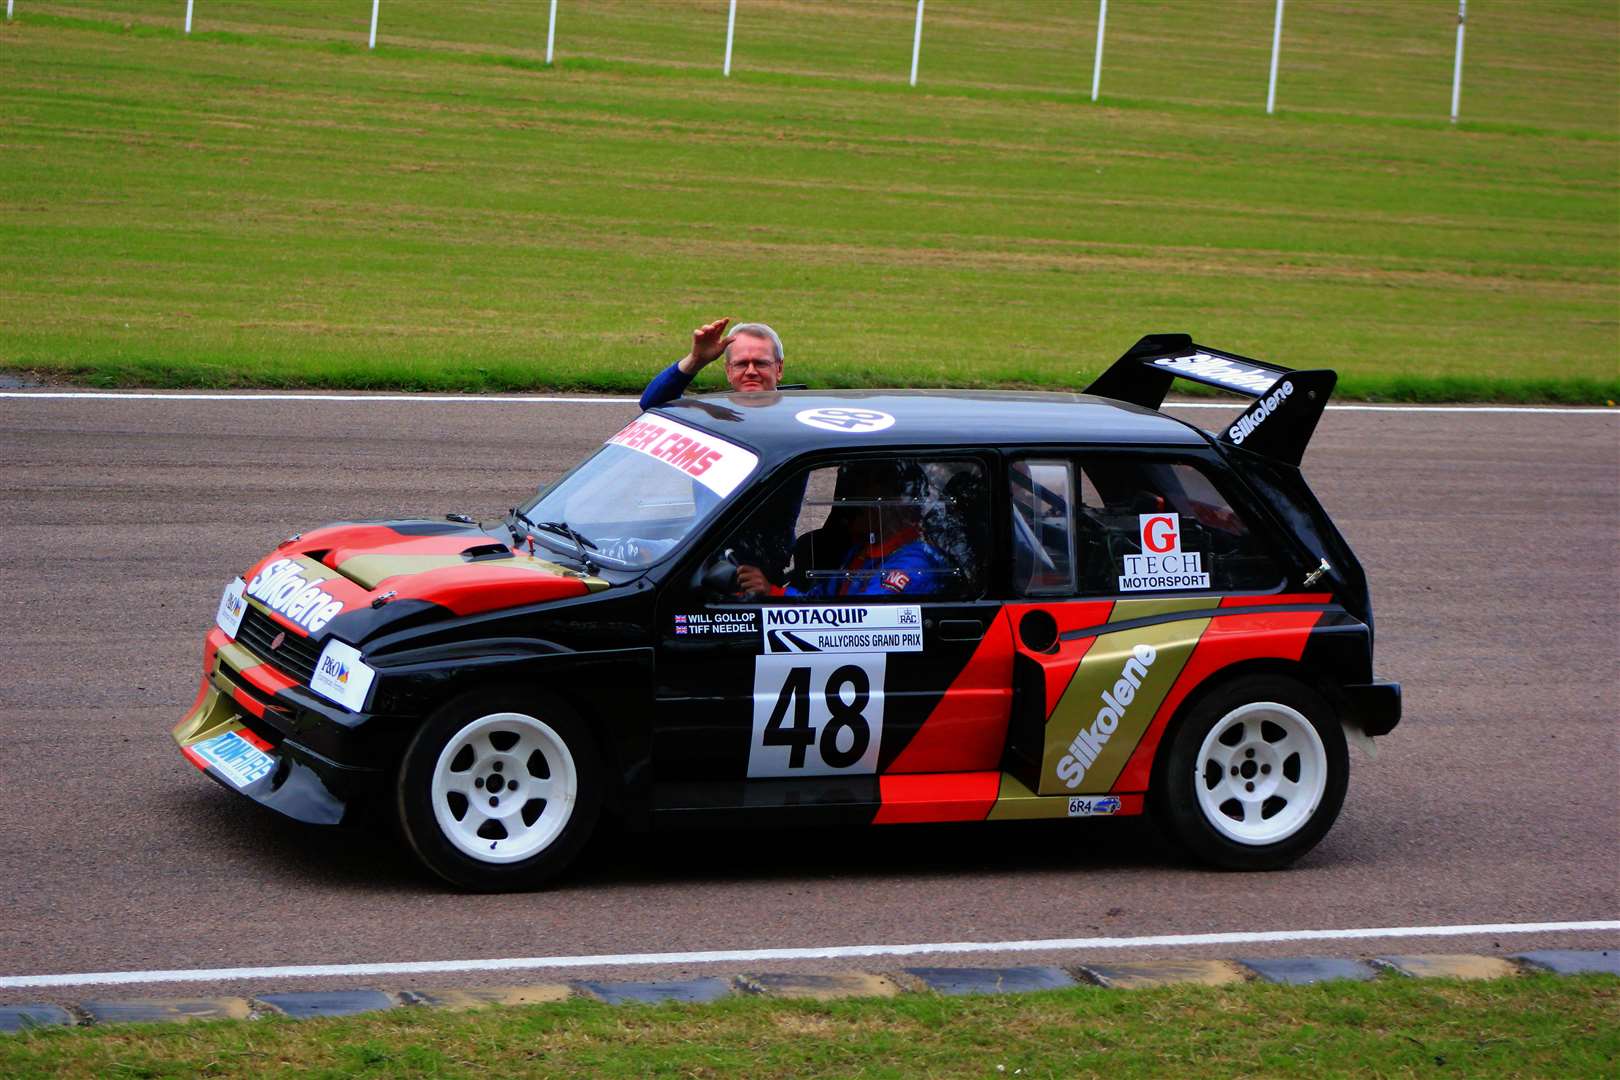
[
  {"left": 368, "top": 0, "right": 379, "bottom": 50},
  {"left": 909, "top": 0, "right": 924, "bottom": 86},
  {"left": 723, "top": 0, "right": 736, "bottom": 77},
  {"left": 1266, "top": 0, "right": 1284, "bottom": 114},
  {"left": 1091, "top": 0, "right": 1107, "bottom": 101},
  {"left": 1450, "top": 0, "right": 1467, "bottom": 123},
  {"left": 184, "top": 0, "right": 193, "bottom": 33},
  {"left": 7, "top": 1, "right": 15, "bottom": 21},
  {"left": 546, "top": 0, "right": 557, "bottom": 64}
]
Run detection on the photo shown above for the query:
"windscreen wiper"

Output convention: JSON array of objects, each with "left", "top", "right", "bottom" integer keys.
[
  {"left": 534, "top": 520, "right": 598, "bottom": 551},
  {"left": 532, "top": 519, "right": 600, "bottom": 573}
]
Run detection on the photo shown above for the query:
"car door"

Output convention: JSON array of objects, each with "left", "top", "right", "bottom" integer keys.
[
  {"left": 651, "top": 454, "right": 1011, "bottom": 805},
  {"left": 1001, "top": 453, "right": 1296, "bottom": 800}
]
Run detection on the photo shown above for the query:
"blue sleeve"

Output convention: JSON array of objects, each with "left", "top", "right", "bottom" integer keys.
[{"left": 639, "top": 362, "right": 696, "bottom": 410}]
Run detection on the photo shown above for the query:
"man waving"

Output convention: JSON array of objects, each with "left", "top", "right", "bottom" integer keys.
[{"left": 640, "top": 317, "right": 785, "bottom": 409}]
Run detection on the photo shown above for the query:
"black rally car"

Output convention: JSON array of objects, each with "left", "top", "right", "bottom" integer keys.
[{"left": 174, "top": 335, "right": 1399, "bottom": 890}]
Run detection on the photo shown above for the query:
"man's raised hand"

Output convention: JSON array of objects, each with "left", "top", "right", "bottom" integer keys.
[{"left": 683, "top": 317, "right": 735, "bottom": 371}]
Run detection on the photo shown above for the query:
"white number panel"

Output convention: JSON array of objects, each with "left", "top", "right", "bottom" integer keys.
[{"left": 748, "top": 654, "right": 886, "bottom": 778}]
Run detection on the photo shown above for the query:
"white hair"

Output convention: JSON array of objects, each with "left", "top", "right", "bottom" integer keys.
[{"left": 724, "top": 322, "right": 784, "bottom": 364}]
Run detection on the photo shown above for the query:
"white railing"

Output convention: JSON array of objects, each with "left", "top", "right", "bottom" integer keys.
[{"left": 5, "top": 2, "right": 1487, "bottom": 123}]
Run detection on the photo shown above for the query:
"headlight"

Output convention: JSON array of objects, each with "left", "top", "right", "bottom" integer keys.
[
  {"left": 310, "top": 639, "right": 377, "bottom": 712},
  {"left": 215, "top": 578, "right": 247, "bottom": 639}
]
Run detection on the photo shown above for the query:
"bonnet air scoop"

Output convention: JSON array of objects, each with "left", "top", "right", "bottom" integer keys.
[{"left": 1084, "top": 334, "right": 1335, "bottom": 468}]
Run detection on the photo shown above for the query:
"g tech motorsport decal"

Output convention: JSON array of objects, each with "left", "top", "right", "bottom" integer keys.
[
  {"left": 1040, "top": 619, "right": 1206, "bottom": 795},
  {"left": 246, "top": 558, "right": 345, "bottom": 633},
  {"left": 606, "top": 416, "right": 758, "bottom": 496},
  {"left": 1153, "top": 353, "right": 1282, "bottom": 394},
  {"left": 1119, "top": 514, "right": 1210, "bottom": 593},
  {"left": 762, "top": 604, "right": 923, "bottom": 654},
  {"left": 1228, "top": 379, "right": 1293, "bottom": 446},
  {"left": 215, "top": 577, "right": 247, "bottom": 638},
  {"left": 673, "top": 610, "right": 758, "bottom": 637},
  {"left": 749, "top": 654, "right": 885, "bottom": 777}
]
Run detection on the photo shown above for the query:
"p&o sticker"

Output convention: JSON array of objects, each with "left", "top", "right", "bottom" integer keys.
[
  {"left": 794, "top": 407, "right": 895, "bottom": 434},
  {"left": 215, "top": 577, "right": 248, "bottom": 639}
]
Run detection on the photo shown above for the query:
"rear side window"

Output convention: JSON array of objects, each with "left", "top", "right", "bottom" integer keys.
[{"left": 1074, "top": 459, "right": 1285, "bottom": 595}]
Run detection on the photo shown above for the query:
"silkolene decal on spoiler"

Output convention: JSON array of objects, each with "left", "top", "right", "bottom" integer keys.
[{"left": 606, "top": 416, "right": 758, "bottom": 497}]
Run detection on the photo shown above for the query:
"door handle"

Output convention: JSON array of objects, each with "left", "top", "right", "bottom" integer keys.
[{"left": 937, "top": 619, "right": 984, "bottom": 642}]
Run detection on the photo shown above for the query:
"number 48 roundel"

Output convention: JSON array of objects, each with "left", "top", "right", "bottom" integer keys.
[{"left": 748, "top": 655, "right": 885, "bottom": 777}]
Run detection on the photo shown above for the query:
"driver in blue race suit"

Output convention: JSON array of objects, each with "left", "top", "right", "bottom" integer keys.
[
  {"left": 640, "top": 317, "right": 785, "bottom": 408},
  {"left": 737, "top": 460, "right": 953, "bottom": 598}
]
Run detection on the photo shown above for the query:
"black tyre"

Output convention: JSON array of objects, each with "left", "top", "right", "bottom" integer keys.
[
  {"left": 396, "top": 688, "right": 602, "bottom": 891},
  {"left": 1153, "top": 674, "right": 1348, "bottom": 871}
]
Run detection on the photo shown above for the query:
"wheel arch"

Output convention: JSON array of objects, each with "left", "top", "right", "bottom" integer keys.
[
  {"left": 380, "top": 647, "right": 655, "bottom": 823},
  {"left": 1146, "top": 656, "right": 1341, "bottom": 793}
]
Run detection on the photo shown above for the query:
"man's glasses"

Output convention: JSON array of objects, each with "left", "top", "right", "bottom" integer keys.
[{"left": 725, "top": 358, "right": 777, "bottom": 372}]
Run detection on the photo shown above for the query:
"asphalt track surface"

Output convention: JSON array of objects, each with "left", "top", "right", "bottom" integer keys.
[{"left": 1, "top": 393, "right": 1615, "bottom": 1003}]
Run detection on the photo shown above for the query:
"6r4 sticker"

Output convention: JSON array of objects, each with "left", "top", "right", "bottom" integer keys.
[{"left": 748, "top": 655, "right": 885, "bottom": 777}]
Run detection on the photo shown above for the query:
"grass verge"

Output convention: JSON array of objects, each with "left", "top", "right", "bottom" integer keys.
[
  {"left": 2, "top": 974, "right": 1617, "bottom": 1078},
  {"left": 2, "top": 3, "right": 1616, "bottom": 402}
]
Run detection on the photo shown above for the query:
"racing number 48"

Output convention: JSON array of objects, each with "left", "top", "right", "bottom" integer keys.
[{"left": 750, "top": 655, "right": 886, "bottom": 777}]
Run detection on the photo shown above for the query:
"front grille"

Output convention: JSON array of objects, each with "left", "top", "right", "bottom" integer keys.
[{"left": 235, "top": 605, "right": 319, "bottom": 685}]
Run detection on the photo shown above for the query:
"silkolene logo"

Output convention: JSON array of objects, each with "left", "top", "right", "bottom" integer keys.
[
  {"left": 1154, "top": 353, "right": 1280, "bottom": 395},
  {"left": 1228, "top": 379, "right": 1294, "bottom": 445},
  {"left": 1055, "top": 643, "right": 1157, "bottom": 790},
  {"left": 1117, "top": 514, "right": 1211, "bottom": 592},
  {"left": 245, "top": 558, "right": 345, "bottom": 634}
]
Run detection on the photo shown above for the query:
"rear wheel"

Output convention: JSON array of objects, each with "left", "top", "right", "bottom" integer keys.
[
  {"left": 397, "top": 690, "right": 601, "bottom": 891},
  {"left": 1154, "top": 675, "right": 1347, "bottom": 870}
]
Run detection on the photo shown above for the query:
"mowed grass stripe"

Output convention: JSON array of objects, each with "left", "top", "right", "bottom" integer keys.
[{"left": 1, "top": 5, "right": 1616, "bottom": 400}]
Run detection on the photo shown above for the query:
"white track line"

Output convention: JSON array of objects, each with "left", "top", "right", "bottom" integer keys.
[
  {"left": 0, "top": 391, "right": 1613, "bottom": 415},
  {"left": 3, "top": 920, "right": 1615, "bottom": 990}
]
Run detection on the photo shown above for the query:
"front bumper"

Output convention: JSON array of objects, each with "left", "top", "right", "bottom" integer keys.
[{"left": 172, "top": 629, "right": 389, "bottom": 826}]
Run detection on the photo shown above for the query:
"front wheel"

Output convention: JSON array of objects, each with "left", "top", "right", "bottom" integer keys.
[
  {"left": 1154, "top": 675, "right": 1347, "bottom": 871},
  {"left": 396, "top": 690, "right": 602, "bottom": 891}
]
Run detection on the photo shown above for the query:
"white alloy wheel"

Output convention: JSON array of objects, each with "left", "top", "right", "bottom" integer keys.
[
  {"left": 429, "top": 711, "right": 579, "bottom": 863},
  {"left": 1192, "top": 701, "right": 1327, "bottom": 846}
]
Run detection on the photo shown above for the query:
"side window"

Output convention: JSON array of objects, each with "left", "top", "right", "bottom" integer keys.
[
  {"left": 1076, "top": 459, "right": 1284, "bottom": 595},
  {"left": 1010, "top": 459, "right": 1077, "bottom": 595},
  {"left": 721, "top": 458, "right": 988, "bottom": 600}
]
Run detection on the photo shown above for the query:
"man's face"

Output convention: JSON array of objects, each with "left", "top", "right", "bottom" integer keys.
[{"left": 724, "top": 334, "right": 782, "bottom": 393}]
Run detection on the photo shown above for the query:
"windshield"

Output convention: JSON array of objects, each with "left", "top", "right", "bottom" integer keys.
[{"left": 517, "top": 415, "right": 759, "bottom": 570}]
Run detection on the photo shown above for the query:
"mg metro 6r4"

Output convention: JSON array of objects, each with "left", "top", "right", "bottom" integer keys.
[{"left": 174, "top": 335, "right": 1400, "bottom": 890}]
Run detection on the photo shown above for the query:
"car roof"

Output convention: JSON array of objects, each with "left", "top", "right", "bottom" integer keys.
[{"left": 654, "top": 388, "right": 1209, "bottom": 462}]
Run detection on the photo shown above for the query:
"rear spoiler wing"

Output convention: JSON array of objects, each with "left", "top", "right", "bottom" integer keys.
[{"left": 1084, "top": 333, "right": 1335, "bottom": 467}]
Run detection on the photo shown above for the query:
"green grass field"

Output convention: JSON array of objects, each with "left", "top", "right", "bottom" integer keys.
[
  {"left": 3, "top": 975, "right": 1617, "bottom": 1078},
  {"left": 1, "top": 1, "right": 1616, "bottom": 400}
]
